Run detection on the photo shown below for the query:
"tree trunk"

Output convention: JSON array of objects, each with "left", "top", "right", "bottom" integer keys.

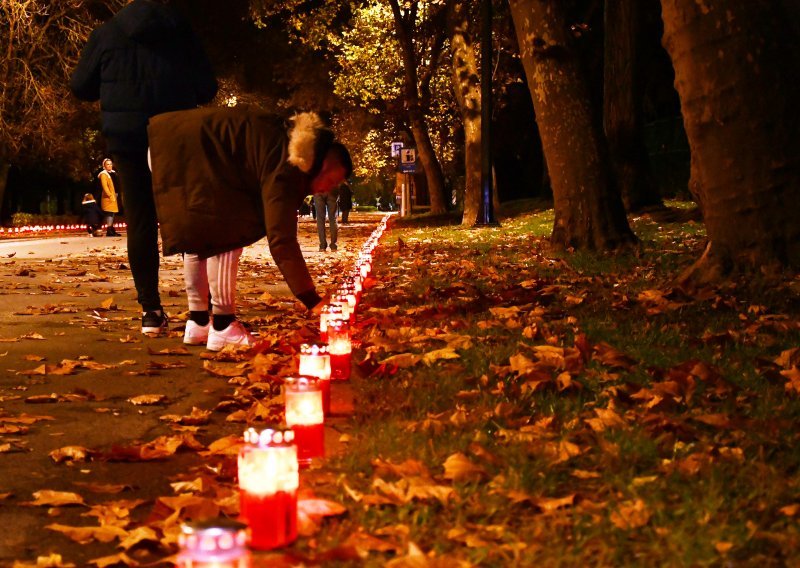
[
  {"left": 661, "top": 0, "right": 800, "bottom": 283},
  {"left": 509, "top": 0, "right": 636, "bottom": 250},
  {"left": 604, "top": 0, "right": 662, "bottom": 212},
  {"left": 446, "top": 0, "right": 482, "bottom": 225},
  {"left": 0, "top": 159, "right": 10, "bottom": 222},
  {"left": 388, "top": 0, "right": 448, "bottom": 215}
]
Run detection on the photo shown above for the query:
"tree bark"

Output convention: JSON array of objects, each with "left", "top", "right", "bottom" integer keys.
[
  {"left": 604, "top": 0, "right": 662, "bottom": 212},
  {"left": 660, "top": 0, "right": 800, "bottom": 283},
  {"left": 388, "top": 0, "right": 448, "bottom": 215},
  {"left": 0, "top": 160, "right": 9, "bottom": 221},
  {"left": 446, "top": 0, "right": 482, "bottom": 225},
  {"left": 509, "top": 0, "right": 636, "bottom": 250}
]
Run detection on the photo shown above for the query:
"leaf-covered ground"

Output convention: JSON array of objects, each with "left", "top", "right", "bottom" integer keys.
[{"left": 2, "top": 203, "right": 799, "bottom": 567}]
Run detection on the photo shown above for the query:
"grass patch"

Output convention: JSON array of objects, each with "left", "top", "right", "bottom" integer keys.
[{"left": 310, "top": 201, "right": 800, "bottom": 565}]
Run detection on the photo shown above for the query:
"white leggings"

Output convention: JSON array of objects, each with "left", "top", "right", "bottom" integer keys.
[{"left": 184, "top": 249, "right": 243, "bottom": 316}]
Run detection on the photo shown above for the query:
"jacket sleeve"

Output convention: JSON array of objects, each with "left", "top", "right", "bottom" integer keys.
[
  {"left": 69, "top": 28, "right": 102, "bottom": 102},
  {"left": 263, "top": 167, "right": 321, "bottom": 310}
]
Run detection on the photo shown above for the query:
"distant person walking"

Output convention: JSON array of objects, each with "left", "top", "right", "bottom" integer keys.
[
  {"left": 315, "top": 185, "right": 339, "bottom": 251},
  {"left": 97, "top": 158, "right": 120, "bottom": 236},
  {"left": 338, "top": 181, "right": 353, "bottom": 224},
  {"left": 70, "top": 0, "right": 218, "bottom": 336}
]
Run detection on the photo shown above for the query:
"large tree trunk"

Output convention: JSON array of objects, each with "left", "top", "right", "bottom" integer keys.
[
  {"left": 446, "top": 0, "right": 482, "bottom": 225},
  {"left": 661, "top": 1, "right": 800, "bottom": 283},
  {"left": 604, "top": 0, "right": 662, "bottom": 212},
  {"left": 388, "top": 0, "right": 448, "bottom": 215},
  {"left": 0, "top": 159, "right": 9, "bottom": 222},
  {"left": 509, "top": 0, "right": 636, "bottom": 250}
]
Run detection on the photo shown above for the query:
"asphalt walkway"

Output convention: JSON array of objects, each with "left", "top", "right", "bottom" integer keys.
[{"left": 0, "top": 212, "right": 383, "bottom": 565}]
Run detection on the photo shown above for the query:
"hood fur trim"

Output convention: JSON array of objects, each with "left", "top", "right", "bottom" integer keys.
[{"left": 287, "top": 112, "right": 325, "bottom": 173}]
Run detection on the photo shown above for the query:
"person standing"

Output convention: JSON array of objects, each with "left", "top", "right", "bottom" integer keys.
[
  {"left": 97, "top": 158, "right": 120, "bottom": 236},
  {"left": 338, "top": 181, "right": 353, "bottom": 224},
  {"left": 70, "top": 0, "right": 218, "bottom": 335},
  {"left": 314, "top": 184, "right": 339, "bottom": 252}
]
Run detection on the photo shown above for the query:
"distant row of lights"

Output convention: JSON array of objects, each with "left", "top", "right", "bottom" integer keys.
[{"left": 0, "top": 223, "right": 126, "bottom": 235}]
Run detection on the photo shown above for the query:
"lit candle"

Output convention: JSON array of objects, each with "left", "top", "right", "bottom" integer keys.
[
  {"left": 330, "top": 294, "right": 354, "bottom": 325},
  {"left": 177, "top": 519, "right": 250, "bottom": 568},
  {"left": 238, "top": 428, "right": 298, "bottom": 550},
  {"left": 298, "top": 343, "right": 331, "bottom": 415},
  {"left": 319, "top": 304, "right": 344, "bottom": 343},
  {"left": 327, "top": 318, "right": 352, "bottom": 381},
  {"left": 284, "top": 377, "right": 325, "bottom": 467}
]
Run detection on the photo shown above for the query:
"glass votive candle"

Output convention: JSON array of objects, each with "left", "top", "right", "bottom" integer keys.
[
  {"left": 284, "top": 377, "right": 325, "bottom": 467},
  {"left": 238, "top": 428, "right": 298, "bottom": 550},
  {"left": 177, "top": 519, "right": 250, "bottom": 568},
  {"left": 327, "top": 318, "right": 352, "bottom": 381},
  {"left": 298, "top": 344, "right": 331, "bottom": 415},
  {"left": 330, "top": 295, "right": 354, "bottom": 325},
  {"left": 338, "top": 283, "right": 358, "bottom": 310},
  {"left": 320, "top": 304, "right": 344, "bottom": 343}
]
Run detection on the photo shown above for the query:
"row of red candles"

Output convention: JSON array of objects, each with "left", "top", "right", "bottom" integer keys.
[
  {"left": 177, "top": 215, "right": 392, "bottom": 565},
  {"left": 0, "top": 222, "right": 127, "bottom": 235}
]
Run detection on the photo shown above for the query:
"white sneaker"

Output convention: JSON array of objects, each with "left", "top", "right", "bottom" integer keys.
[
  {"left": 183, "top": 320, "right": 210, "bottom": 345},
  {"left": 206, "top": 320, "right": 255, "bottom": 351}
]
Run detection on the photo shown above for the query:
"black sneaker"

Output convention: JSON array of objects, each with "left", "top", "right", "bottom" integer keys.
[
  {"left": 330, "top": 244, "right": 338, "bottom": 251},
  {"left": 142, "top": 310, "right": 168, "bottom": 336}
]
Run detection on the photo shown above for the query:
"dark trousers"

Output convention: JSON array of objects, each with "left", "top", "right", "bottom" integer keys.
[
  {"left": 112, "top": 151, "right": 161, "bottom": 312},
  {"left": 341, "top": 208, "right": 351, "bottom": 223}
]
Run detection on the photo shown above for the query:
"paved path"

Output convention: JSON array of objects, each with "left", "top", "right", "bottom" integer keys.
[{"left": 0, "top": 212, "right": 383, "bottom": 565}]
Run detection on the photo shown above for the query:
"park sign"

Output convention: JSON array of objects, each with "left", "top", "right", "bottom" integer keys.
[
  {"left": 390, "top": 141, "right": 403, "bottom": 157},
  {"left": 399, "top": 148, "right": 416, "bottom": 173}
]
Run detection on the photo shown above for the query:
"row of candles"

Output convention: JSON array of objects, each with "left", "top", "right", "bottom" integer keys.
[
  {"left": 0, "top": 222, "right": 127, "bottom": 235},
  {"left": 178, "top": 215, "right": 391, "bottom": 566}
]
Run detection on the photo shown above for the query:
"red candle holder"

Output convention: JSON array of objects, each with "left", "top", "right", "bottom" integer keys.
[
  {"left": 298, "top": 344, "right": 331, "bottom": 415},
  {"left": 177, "top": 519, "right": 251, "bottom": 567},
  {"left": 284, "top": 377, "right": 325, "bottom": 467},
  {"left": 319, "top": 304, "right": 344, "bottom": 343},
  {"left": 238, "top": 428, "right": 298, "bottom": 550},
  {"left": 330, "top": 294, "right": 354, "bottom": 325},
  {"left": 327, "top": 319, "right": 352, "bottom": 381}
]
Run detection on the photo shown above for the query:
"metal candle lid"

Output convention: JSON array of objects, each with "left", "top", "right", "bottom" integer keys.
[
  {"left": 300, "top": 343, "right": 328, "bottom": 356},
  {"left": 178, "top": 519, "right": 249, "bottom": 557},
  {"left": 243, "top": 427, "right": 295, "bottom": 447}
]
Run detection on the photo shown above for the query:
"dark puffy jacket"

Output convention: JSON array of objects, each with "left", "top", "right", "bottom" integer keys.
[
  {"left": 70, "top": 0, "right": 218, "bottom": 153},
  {"left": 148, "top": 107, "right": 320, "bottom": 307}
]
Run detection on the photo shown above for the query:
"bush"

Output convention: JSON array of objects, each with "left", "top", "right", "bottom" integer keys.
[{"left": 354, "top": 205, "right": 377, "bottom": 212}]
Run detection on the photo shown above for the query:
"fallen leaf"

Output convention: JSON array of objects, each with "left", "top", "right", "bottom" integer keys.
[
  {"left": 442, "top": 453, "right": 487, "bottom": 483},
  {"left": 26, "top": 490, "right": 86, "bottom": 507},
  {"left": 610, "top": 499, "right": 651, "bottom": 530},
  {"left": 127, "top": 394, "right": 168, "bottom": 406},
  {"left": 50, "top": 446, "right": 93, "bottom": 463},
  {"left": 46, "top": 523, "right": 127, "bottom": 544}
]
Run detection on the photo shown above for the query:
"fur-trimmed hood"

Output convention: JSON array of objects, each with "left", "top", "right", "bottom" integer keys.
[{"left": 287, "top": 112, "right": 326, "bottom": 173}]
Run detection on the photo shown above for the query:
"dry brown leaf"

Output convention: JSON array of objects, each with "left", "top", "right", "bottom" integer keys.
[
  {"left": 421, "top": 347, "right": 460, "bottom": 366},
  {"left": 610, "top": 499, "right": 651, "bottom": 530},
  {"left": 442, "top": 453, "right": 487, "bottom": 483},
  {"left": 118, "top": 526, "right": 159, "bottom": 551},
  {"left": 73, "top": 482, "right": 132, "bottom": 494},
  {"left": 380, "top": 353, "right": 422, "bottom": 368},
  {"left": 100, "top": 297, "right": 116, "bottom": 310},
  {"left": 27, "top": 490, "right": 86, "bottom": 507},
  {"left": 127, "top": 394, "right": 167, "bottom": 406},
  {"left": 12, "top": 553, "right": 75, "bottom": 568},
  {"left": 344, "top": 530, "right": 404, "bottom": 555},
  {"left": 88, "top": 552, "right": 139, "bottom": 568},
  {"left": 46, "top": 523, "right": 127, "bottom": 545},
  {"left": 50, "top": 446, "right": 93, "bottom": 463}
]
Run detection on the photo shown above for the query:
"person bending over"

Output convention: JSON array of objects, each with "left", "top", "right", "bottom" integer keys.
[{"left": 147, "top": 107, "right": 352, "bottom": 350}]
